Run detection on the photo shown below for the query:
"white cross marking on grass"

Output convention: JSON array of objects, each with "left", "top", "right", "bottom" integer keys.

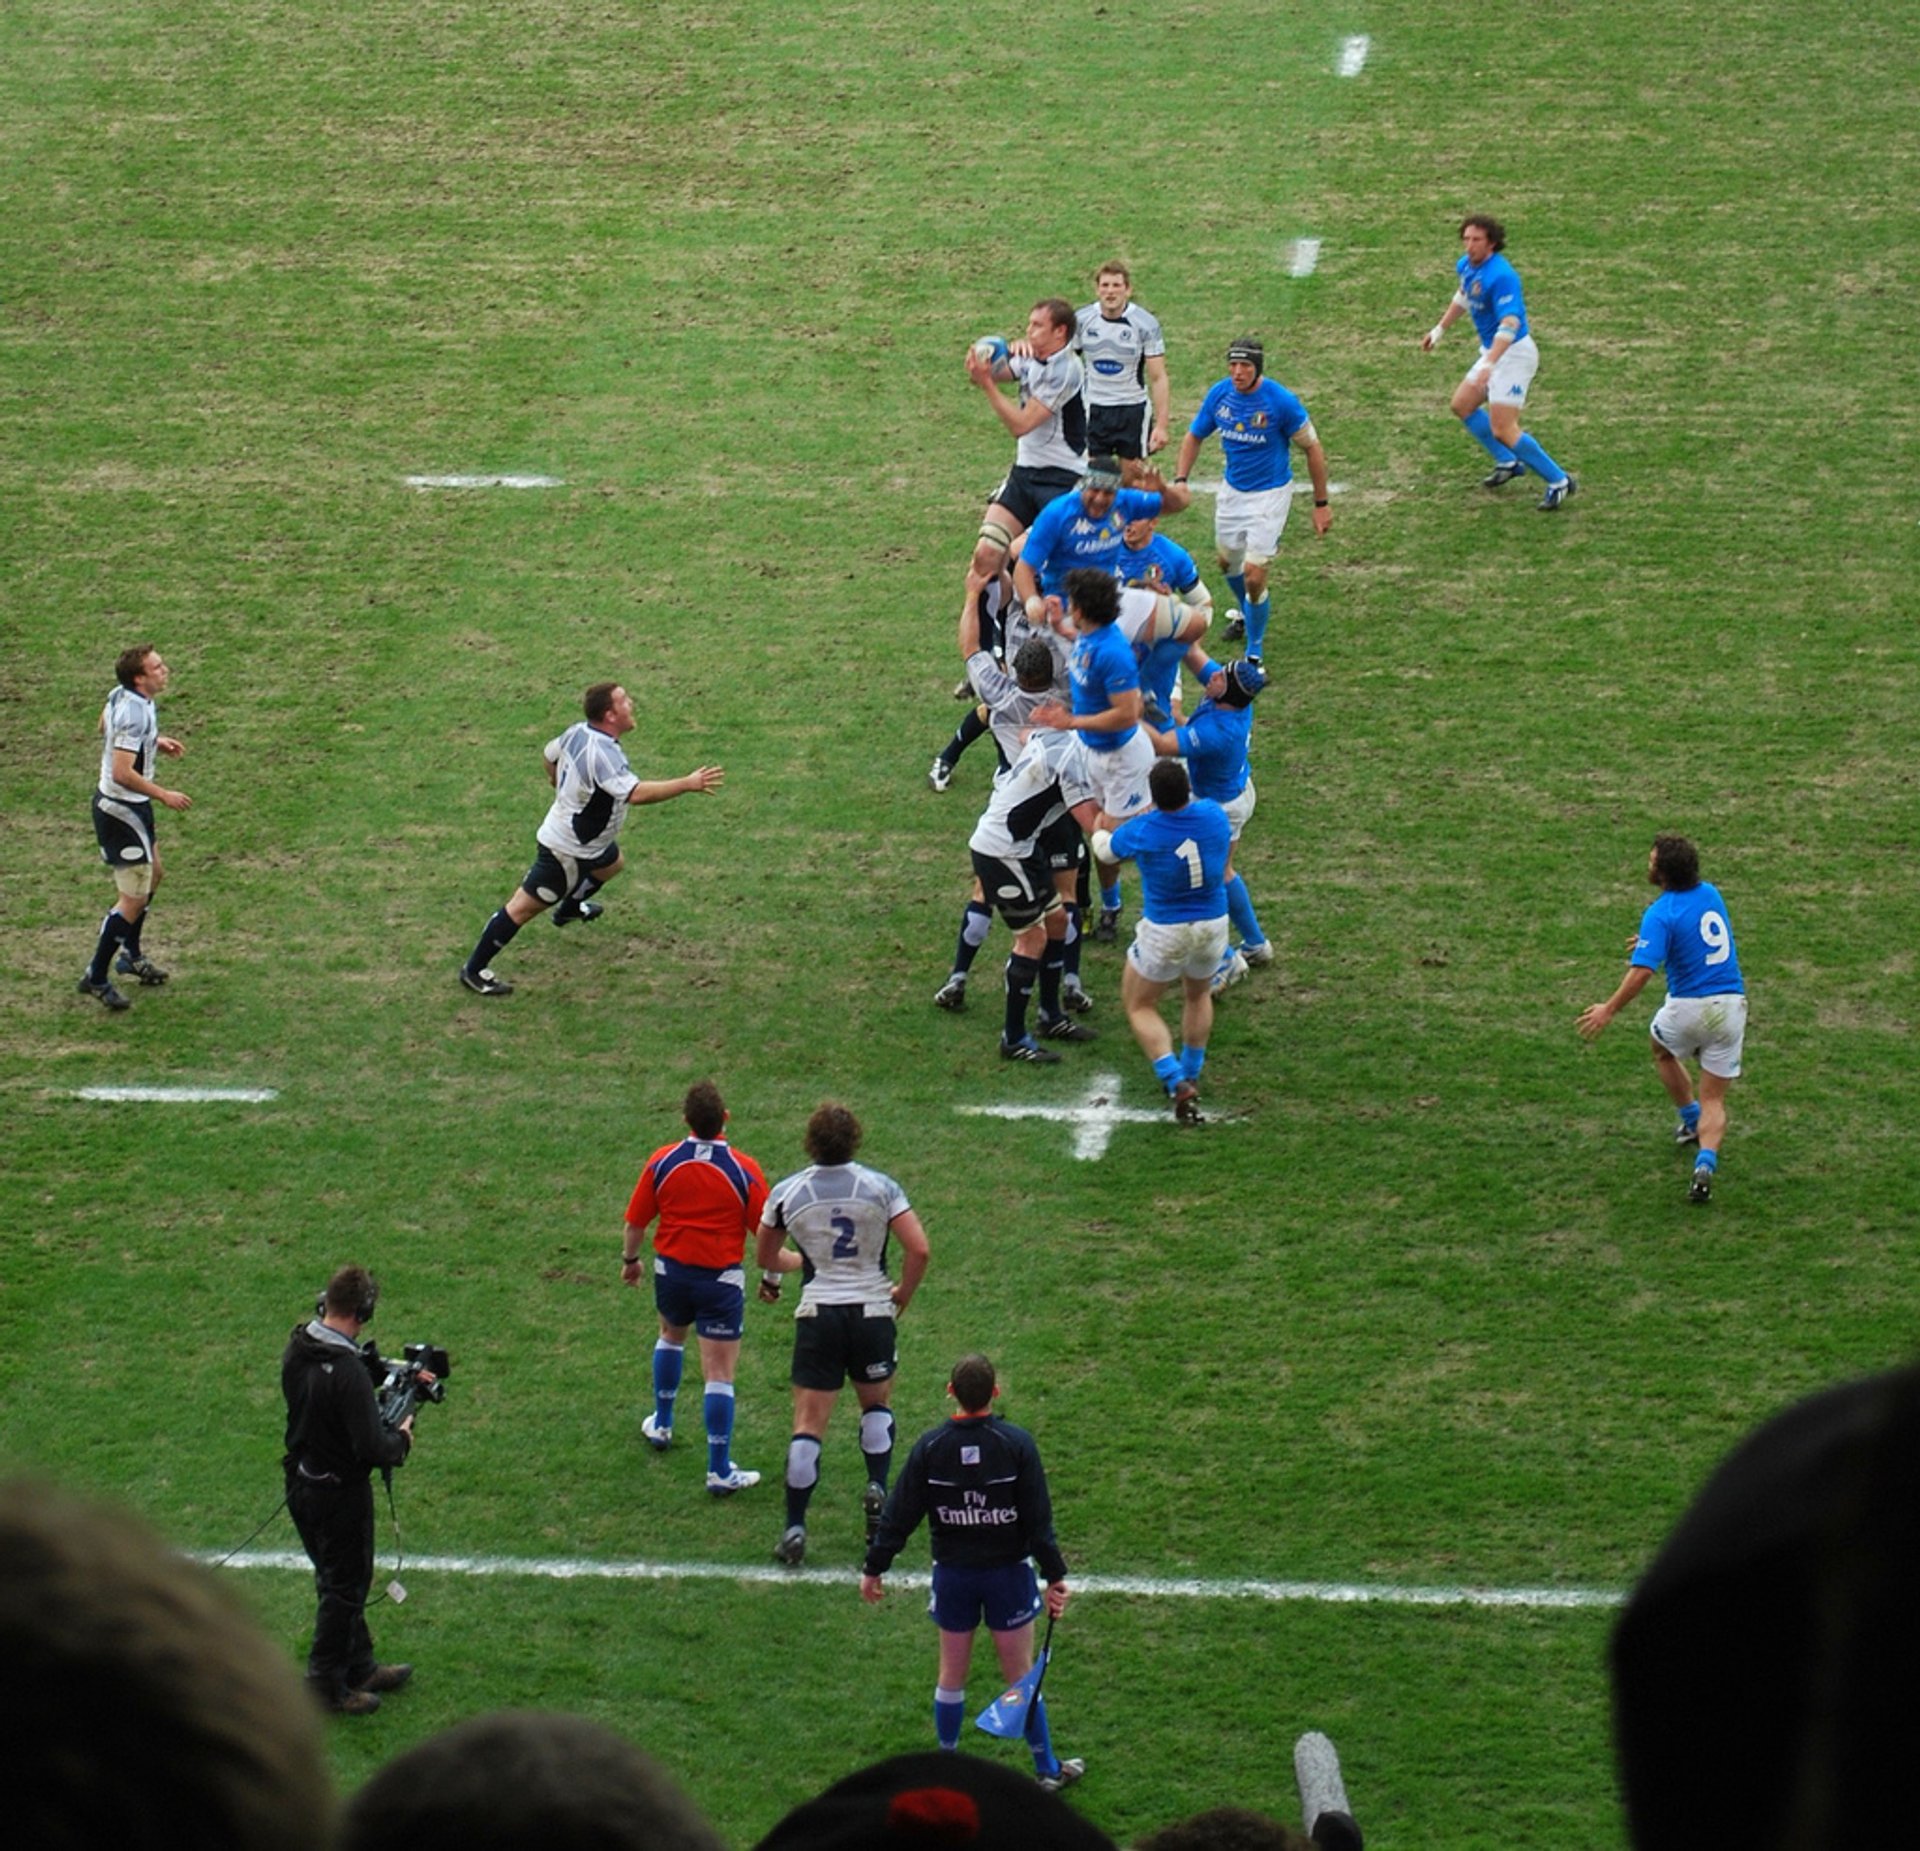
[
  {"left": 955, "top": 1071, "right": 1186, "bottom": 1160},
  {"left": 1337, "top": 35, "right": 1371, "bottom": 76},
  {"left": 205, "top": 1548, "right": 1623, "bottom": 1610},
  {"left": 1285, "top": 237, "right": 1323, "bottom": 278},
  {"left": 404, "top": 474, "right": 565, "bottom": 489},
  {"left": 72, "top": 1085, "right": 278, "bottom": 1104}
]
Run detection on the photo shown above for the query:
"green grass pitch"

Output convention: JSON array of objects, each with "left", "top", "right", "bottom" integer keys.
[{"left": 2, "top": 2, "right": 1916, "bottom": 1844}]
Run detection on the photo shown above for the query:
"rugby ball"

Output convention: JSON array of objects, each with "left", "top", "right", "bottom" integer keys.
[{"left": 971, "top": 335, "right": 1010, "bottom": 369}]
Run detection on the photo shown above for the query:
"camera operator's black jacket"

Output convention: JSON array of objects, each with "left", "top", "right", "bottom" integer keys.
[{"left": 281, "top": 1322, "right": 409, "bottom": 1485}]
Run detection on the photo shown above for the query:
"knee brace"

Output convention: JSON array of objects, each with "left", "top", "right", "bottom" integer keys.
[
  {"left": 961, "top": 902, "right": 994, "bottom": 949},
  {"left": 786, "top": 1433, "right": 823, "bottom": 1490},
  {"left": 976, "top": 517, "right": 1015, "bottom": 562},
  {"left": 859, "top": 1407, "right": 896, "bottom": 1458}
]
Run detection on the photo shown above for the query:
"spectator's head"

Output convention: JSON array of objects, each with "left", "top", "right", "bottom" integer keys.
[
  {"left": 1, "top": 1477, "right": 333, "bottom": 1851},
  {"left": 754, "top": 1750, "right": 1113, "bottom": 1850},
  {"left": 337, "top": 1710, "right": 722, "bottom": 1851},
  {"left": 1613, "top": 1363, "right": 1920, "bottom": 1850},
  {"left": 1133, "top": 1809, "right": 1316, "bottom": 1851}
]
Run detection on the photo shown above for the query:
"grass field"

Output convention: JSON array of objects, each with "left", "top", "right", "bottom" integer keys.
[{"left": 3, "top": 2, "right": 1917, "bottom": 1844}]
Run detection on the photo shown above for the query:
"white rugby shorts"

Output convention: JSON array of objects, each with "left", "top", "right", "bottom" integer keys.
[
  {"left": 1468, "top": 334, "right": 1540, "bottom": 408},
  {"left": 1214, "top": 482, "right": 1293, "bottom": 562},
  {"left": 1080, "top": 730, "right": 1155, "bottom": 824},
  {"left": 1651, "top": 992, "right": 1748, "bottom": 1080},
  {"left": 1128, "top": 915, "right": 1231, "bottom": 984},
  {"left": 1220, "top": 778, "right": 1256, "bottom": 843}
]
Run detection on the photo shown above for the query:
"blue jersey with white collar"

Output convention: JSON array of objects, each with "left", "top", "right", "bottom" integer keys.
[
  {"left": 1456, "top": 250, "right": 1529, "bottom": 347},
  {"left": 1110, "top": 800, "right": 1232, "bottom": 923},
  {"left": 1022, "top": 486, "right": 1164, "bottom": 599},
  {"left": 1631, "top": 882, "right": 1743, "bottom": 998},
  {"left": 1186, "top": 376, "right": 1309, "bottom": 491}
]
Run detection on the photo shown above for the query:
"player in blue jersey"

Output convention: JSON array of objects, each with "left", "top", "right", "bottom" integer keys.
[
  {"left": 1172, "top": 337, "right": 1331, "bottom": 667},
  {"left": 1421, "top": 214, "right": 1576, "bottom": 511},
  {"left": 1577, "top": 836, "right": 1747, "bottom": 1204},
  {"left": 1094, "top": 759, "right": 1233, "bottom": 1122},
  {"left": 459, "top": 682, "right": 722, "bottom": 996},
  {"left": 1013, "top": 455, "right": 1190, "bottom": 615},
  {"left": 862, "top": 1353, "right": 1080, "bottom": 1793},
  {"left": 1147, "top": 655, "right": 1269, "bottom": 992},
  {"left": 1032, "top": 570, "right": 1157, "bottom": 944},
  {"left": 1118, "top": 511, "right": 1212, "bottom": 721}
]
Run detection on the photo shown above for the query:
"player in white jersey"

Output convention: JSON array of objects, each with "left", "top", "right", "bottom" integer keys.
[
  {"left": 931, "top": 580, "right": 1093, "bottom": 1018},
  {"left": 961, "top": 727, "right": 1100, "bottom": 1063},
  {"left": 756, "top": 1102, "right": 930, "bottom": 1567},
  {"left": 80, "top": 644, "right": 190, "bottom": 1011},
  {"left": 458, "top": 681, "right": 722, "bottom": 996},
  {"left": 965, "top": 297, "right": 1088, "bottom": 585},
  {"left": 1075, "top": 260, "right": 1170, "bottom": 459}
]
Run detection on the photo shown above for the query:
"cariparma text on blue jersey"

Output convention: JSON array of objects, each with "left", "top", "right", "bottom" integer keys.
[
  {"left": 1186, "top": 377, "right": 1309, "bottom": 491},
  {"left": 1023, "top": 486, "right": 1164, "bottom": 597}
]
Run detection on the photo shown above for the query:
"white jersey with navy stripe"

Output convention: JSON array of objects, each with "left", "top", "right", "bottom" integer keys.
[
  {"left": 1075, "top": 301, "right": 1165, "bottom": 408},
  {"left": 765, "top": 1162, "right": 911, "bottom": 1313},
  {"left": 98, "top": 687, "right": 158, "bottom": 801},
  {"left": 968, "top": 726, "right": 1092, "bottom": 860},
  {"left": 536, "top": 722, "right": 641, "bottom": 859},
  {"left": 1010, "top": 348, "right": 1088, "bottom": 472}
]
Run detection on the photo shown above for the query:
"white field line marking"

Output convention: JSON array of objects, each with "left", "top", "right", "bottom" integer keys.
[
  {"left": 1184, "top": 481, "right": 1348, "bottom": 498},
  {"left": 204, "top": 1548, "right": 1622, "bottom": 1609},
  {"left": 956, "top": 1071, "right": 1208, "bottom": 1160},
  {"left": 404, "top": 474, "right": 564, "bottom": 490},
  {"left": 1337, "top": 35, "right": 1370, "bottom": 76},
  {"left": 73, "top": 1085, "right": 278, "bottom": 1104},
  {"left": 1286, "top": 237, "right": 1323, "bottom": 278}
]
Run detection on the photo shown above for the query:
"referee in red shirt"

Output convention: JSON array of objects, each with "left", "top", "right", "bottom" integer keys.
[{"left": 621, "top": 1081, "right": 770, "bottom": 1494}]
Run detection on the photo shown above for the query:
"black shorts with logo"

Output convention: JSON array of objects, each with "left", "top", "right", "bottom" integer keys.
[{"left": 791, "top": 1302, "right": 899, "bottom": 1391}]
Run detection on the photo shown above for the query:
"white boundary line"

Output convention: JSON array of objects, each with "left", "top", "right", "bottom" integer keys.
[
  {"left": 1286, "top": 237, "right": 1323, "bottom": 278},
  {"left": 1337, "top": 35, "right": 1371, "bottom": 76},
  {"left": 206, "top": 1549, "right": 1622, "bottom": 1610},
  {"left": 404, "top": 474, "right": 564, "bottom": 490},
  {"left": 72, "top": 1085, "right": 279, "bottom": 1104}
]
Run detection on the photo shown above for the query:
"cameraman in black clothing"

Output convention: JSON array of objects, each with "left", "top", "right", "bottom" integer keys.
[{"left": 281, "top": 1265, "right": 417, "bottom": 1716}]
